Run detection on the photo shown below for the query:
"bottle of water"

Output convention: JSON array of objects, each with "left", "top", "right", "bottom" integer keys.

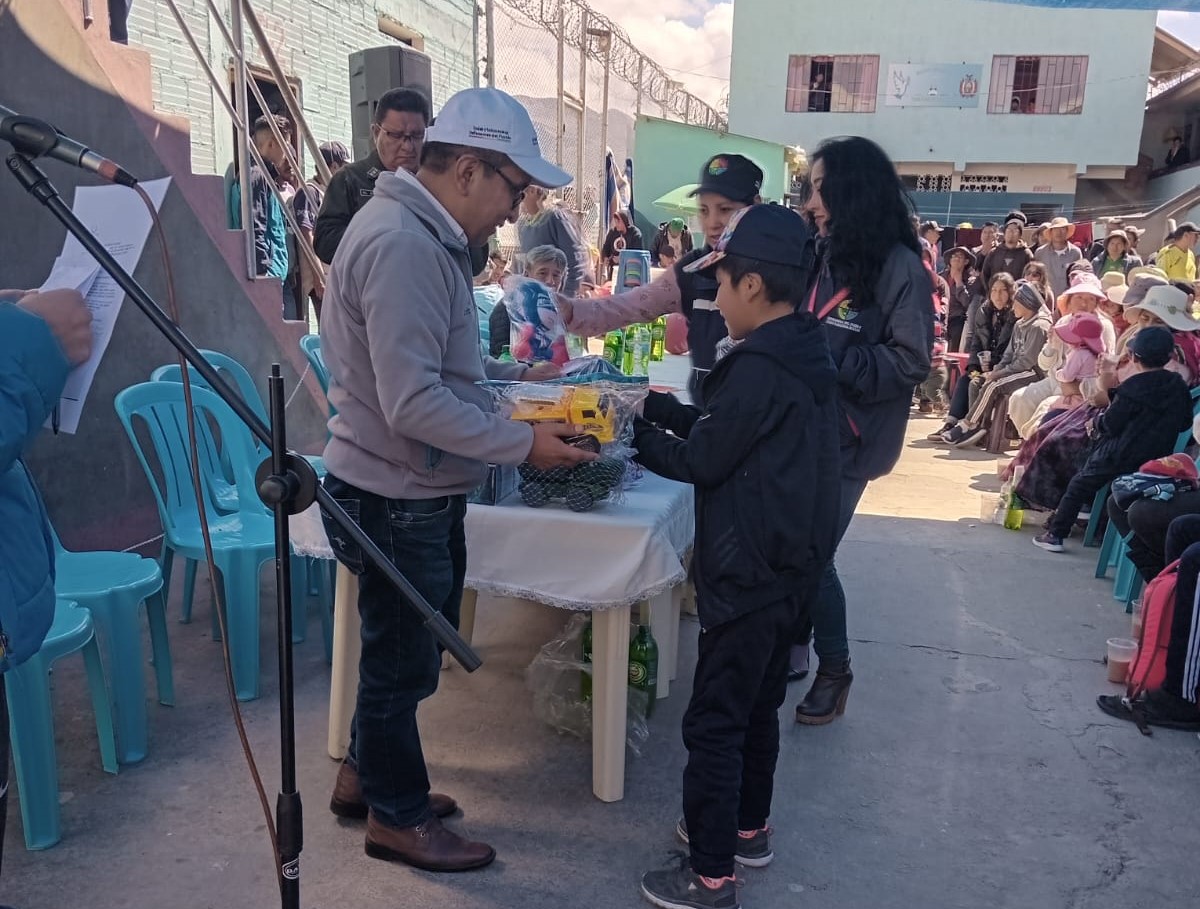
[{"left": 631, "top": 324, "right": 652, "bottom": 377}]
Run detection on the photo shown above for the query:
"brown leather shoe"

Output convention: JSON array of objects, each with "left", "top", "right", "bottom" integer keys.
[
  {"left": 365, "top": 811, "right": 495, "bottom": 872},
  {"left": 330, "top": 761, "right": 458, "bottom": 819}
]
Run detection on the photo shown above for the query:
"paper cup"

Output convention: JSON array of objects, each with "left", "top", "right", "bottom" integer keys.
[{"left": 1106, "top": 637, "right": 1137, "bottom": 684}]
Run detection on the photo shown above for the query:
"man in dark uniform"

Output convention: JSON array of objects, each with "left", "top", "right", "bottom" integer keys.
[{"left": 314, "top": 87, "right": 431, "bottom": 263}]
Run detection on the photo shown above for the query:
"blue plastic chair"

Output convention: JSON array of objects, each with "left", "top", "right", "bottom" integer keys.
[
  {"left": 114, "top": 381, "right": 308, "bottom": 701},
  {"left": 6, "top": 599, "right": 118, "bottom": 849},
  {"left": 300, "top": 334, "right": 331, "bottom": 401},
  {"left": 51, "top": 528, "right": 171, "bottom": 764},
  {"left": 151, "top": 353, "right": 328, "bottom": 634},
  {"left": 1082, "top": 483, "right": 1111, "bottom": 548},
  {"left": 1114, "top": 547, "right": 1145, "bottom": 610}
]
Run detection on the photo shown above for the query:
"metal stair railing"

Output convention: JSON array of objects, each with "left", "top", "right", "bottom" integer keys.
[{"left": 161, "top": 0, "right": 330, "bottom": 301}]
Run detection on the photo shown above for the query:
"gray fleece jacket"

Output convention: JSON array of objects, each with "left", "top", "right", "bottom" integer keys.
[
  {"left": 320, "top": 170, "right": 532, "bottom": 499},
  {"left": 991, "top": 307, "right": 1052, "bottom": 381}
]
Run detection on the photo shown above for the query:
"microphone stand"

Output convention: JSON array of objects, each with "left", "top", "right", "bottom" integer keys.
[{"left": 4, "top": 151, "right": 483, "bottom": 909}]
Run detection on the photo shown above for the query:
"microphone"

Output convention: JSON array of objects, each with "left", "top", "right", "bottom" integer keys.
[{"left": 0, "top": 104, "right": 138, "bottom": 187}]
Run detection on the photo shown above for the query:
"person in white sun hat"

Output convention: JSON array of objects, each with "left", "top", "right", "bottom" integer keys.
[{"left": 318, "top": 87, "right": 595, "bottom": 874}]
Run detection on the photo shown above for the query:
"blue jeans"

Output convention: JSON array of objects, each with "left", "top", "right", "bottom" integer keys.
[
  {"left": 321, "top": 474, "right": 466, "bottom": 829},
  {"left": 797, "top": 476, "right": 869, "bottom": 666}
]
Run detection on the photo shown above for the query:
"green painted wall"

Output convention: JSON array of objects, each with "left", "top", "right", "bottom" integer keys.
[{"left": 632, "top": 116, "right": 789, "bottom": 239}]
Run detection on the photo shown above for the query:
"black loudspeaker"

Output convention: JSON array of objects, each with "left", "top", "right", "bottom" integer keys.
[{"left": 349, "top": 45, "right": 433, "bottom": 161}]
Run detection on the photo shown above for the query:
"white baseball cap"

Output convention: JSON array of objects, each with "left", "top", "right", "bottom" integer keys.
[{"left": 424, "top": 87, "right": 572, "bottom": 189}]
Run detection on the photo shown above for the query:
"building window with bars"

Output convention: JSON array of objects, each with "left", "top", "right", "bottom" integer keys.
[
  {"left": 785, "top": 55, "right": 880, "bottom": 113},
  {"left": 988, "top": 55, "right": 1088, "bottom": 114}
]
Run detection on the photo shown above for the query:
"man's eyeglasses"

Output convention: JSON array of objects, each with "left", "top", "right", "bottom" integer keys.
[
  {"left": 479, "top": 159, "right": 530, "bottom": 207},
  {"left": 374, "top": 126, "right": 425, "bottom": 146}
]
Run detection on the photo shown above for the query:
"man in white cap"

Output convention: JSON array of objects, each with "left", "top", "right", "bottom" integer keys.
[{"left": 318, "top": 87, "right": 594, "bottom": 872}]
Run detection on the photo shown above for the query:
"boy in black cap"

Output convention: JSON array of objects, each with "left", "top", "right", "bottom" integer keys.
[
  {"left": 634, "top": 205, "right": 841, "bottom": 909},
  {"left": 1034, "top": 325, "right": 1194, "bottom": 553}
]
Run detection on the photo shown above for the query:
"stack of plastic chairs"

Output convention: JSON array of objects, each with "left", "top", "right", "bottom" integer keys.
[{"left": 149, "top": 351, "right": 332, "bottom": 652}]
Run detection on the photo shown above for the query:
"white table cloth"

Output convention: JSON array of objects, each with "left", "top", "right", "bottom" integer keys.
[{"left": 463, "top": 471, "right": 694, "bottom": 608}]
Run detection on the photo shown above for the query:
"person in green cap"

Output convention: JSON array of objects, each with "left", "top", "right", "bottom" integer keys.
[{"left": 650, "top": 216, "right": 695, "bottom": 266}]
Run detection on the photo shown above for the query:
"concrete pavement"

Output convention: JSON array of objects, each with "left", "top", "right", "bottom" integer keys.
[{"left": 6, "top": 388, "right": 1200, "bottom": 909}]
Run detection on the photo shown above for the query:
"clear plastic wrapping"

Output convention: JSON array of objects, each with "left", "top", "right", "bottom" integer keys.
[
  {"left": 525, "top": 613, "right": 650, "bottom": 757},
  {"left": 481, "top": 378, "right": 650, "bottom": 511},
  {"left": 504, "top": 277, "right": 569, "bottom": 366}
]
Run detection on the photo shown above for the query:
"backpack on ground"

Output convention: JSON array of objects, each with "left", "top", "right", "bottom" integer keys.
[{"left": 1127, "top": 558, "right": 1180, "bottom": 700}]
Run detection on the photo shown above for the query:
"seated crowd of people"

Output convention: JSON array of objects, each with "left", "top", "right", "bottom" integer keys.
[{"left": 917, "top": 211, "right": 1200, "bottom": 731}]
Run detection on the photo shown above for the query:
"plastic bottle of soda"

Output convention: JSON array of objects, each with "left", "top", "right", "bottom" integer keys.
[
  {"left": 628, "top": 624, "right": 659, "bottom": 717},
  {"left": 1003, "top": 493, "right": 1025, "bottom": 531},
  {"left": 622, "top": 327, "right": 637, "bottom": 375},
  {"left": 498, "top": 345, "right": 516, "bottom": 363},
  {"left": 650, "top": 316, "right": 666, "bottom": 362},
  {"left": 631, "top": 324, "right": 652, "bottom": 377},
  {"left": 581, "top": 620, "right": 593, "bottom": 702}
]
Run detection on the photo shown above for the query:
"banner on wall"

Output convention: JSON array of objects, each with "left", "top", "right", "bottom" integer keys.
[{"left": 885, "top": 63, "right": 983, "bottom": 108}]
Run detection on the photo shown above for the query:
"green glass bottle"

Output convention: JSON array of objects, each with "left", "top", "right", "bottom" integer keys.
[
  {"left": 581, "top": 620, "right": 593, "bottom": 702},
  {"left": 602, "top": 329, "right": 624, "bottom": 366},
  {"left": 498, "top": 345, "right": 516, "bottom": 364},
  {"left": 650, "top": 316, "right": 667, "bottom": 362},
  {"left": 628, "top": 624, "right": 659, "bottom": 717}
]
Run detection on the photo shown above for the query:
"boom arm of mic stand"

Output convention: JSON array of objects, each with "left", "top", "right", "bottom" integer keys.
[{"left": 2, "top": 151, "right": 482, "bottom": 672}]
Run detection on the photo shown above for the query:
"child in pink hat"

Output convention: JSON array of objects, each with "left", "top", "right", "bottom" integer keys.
[{"left": 1046, "top": 310, "right": 1104, "bottom": 412}]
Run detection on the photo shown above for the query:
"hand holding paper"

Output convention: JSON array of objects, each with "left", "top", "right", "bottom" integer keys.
[{"left": 19, "top": 288, "right": 93, "bottom": 365}]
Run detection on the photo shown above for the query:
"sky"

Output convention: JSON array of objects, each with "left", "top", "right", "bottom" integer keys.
[{"left": 582, "top": 1, "right": 1200, "bottom": 109}]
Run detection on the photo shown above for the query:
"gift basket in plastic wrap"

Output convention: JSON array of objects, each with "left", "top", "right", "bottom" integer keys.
[{"left": 480, "top": 357, "right": 648, "bottom": 512}]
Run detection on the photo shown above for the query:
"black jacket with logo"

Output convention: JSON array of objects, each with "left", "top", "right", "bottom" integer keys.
[
  {"left": 808, "top": 242, "right": 934, "bottom": 481},
  {"left": 314, "top": 151, "right": 383, "bottom": 264},
  {"left": 634, "top": 312, "right": 842, "bottom": 630}
]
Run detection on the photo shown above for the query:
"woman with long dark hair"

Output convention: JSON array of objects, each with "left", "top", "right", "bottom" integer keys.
[{"left": 793, "top": 136, "right": 934, "bottom": 724}]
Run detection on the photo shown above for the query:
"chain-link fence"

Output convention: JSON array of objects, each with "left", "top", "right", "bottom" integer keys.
[{"left": 483, "top": 0, "right": 725, "bottom": 259}]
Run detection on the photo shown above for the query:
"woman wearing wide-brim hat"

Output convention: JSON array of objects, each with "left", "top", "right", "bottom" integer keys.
[
  {"left": 1124, "top": 282, "right": 1200, "bottom": 334},
  {"left": 939, "top": 246, "right": 981, "bottom": 353}
]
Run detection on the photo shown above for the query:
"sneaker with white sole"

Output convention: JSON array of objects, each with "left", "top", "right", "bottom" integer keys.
[
  {"left": 940, "top": 424, "right": 968, "bottom": 445},
  {"left": 676, "top": 817, "right": 774, "bottom": 868},
  {"left": 640, "top": 865, "right": 739, "bottom": 909},
  {"left": 1033, "top": 531, "right": 1065, "bottom": 553},
  {"left": 927, "top": 421, "right": 956, "bottom": 442},
  {"left": 953, "top": 426, "right": 989, "bottom": 449}
]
